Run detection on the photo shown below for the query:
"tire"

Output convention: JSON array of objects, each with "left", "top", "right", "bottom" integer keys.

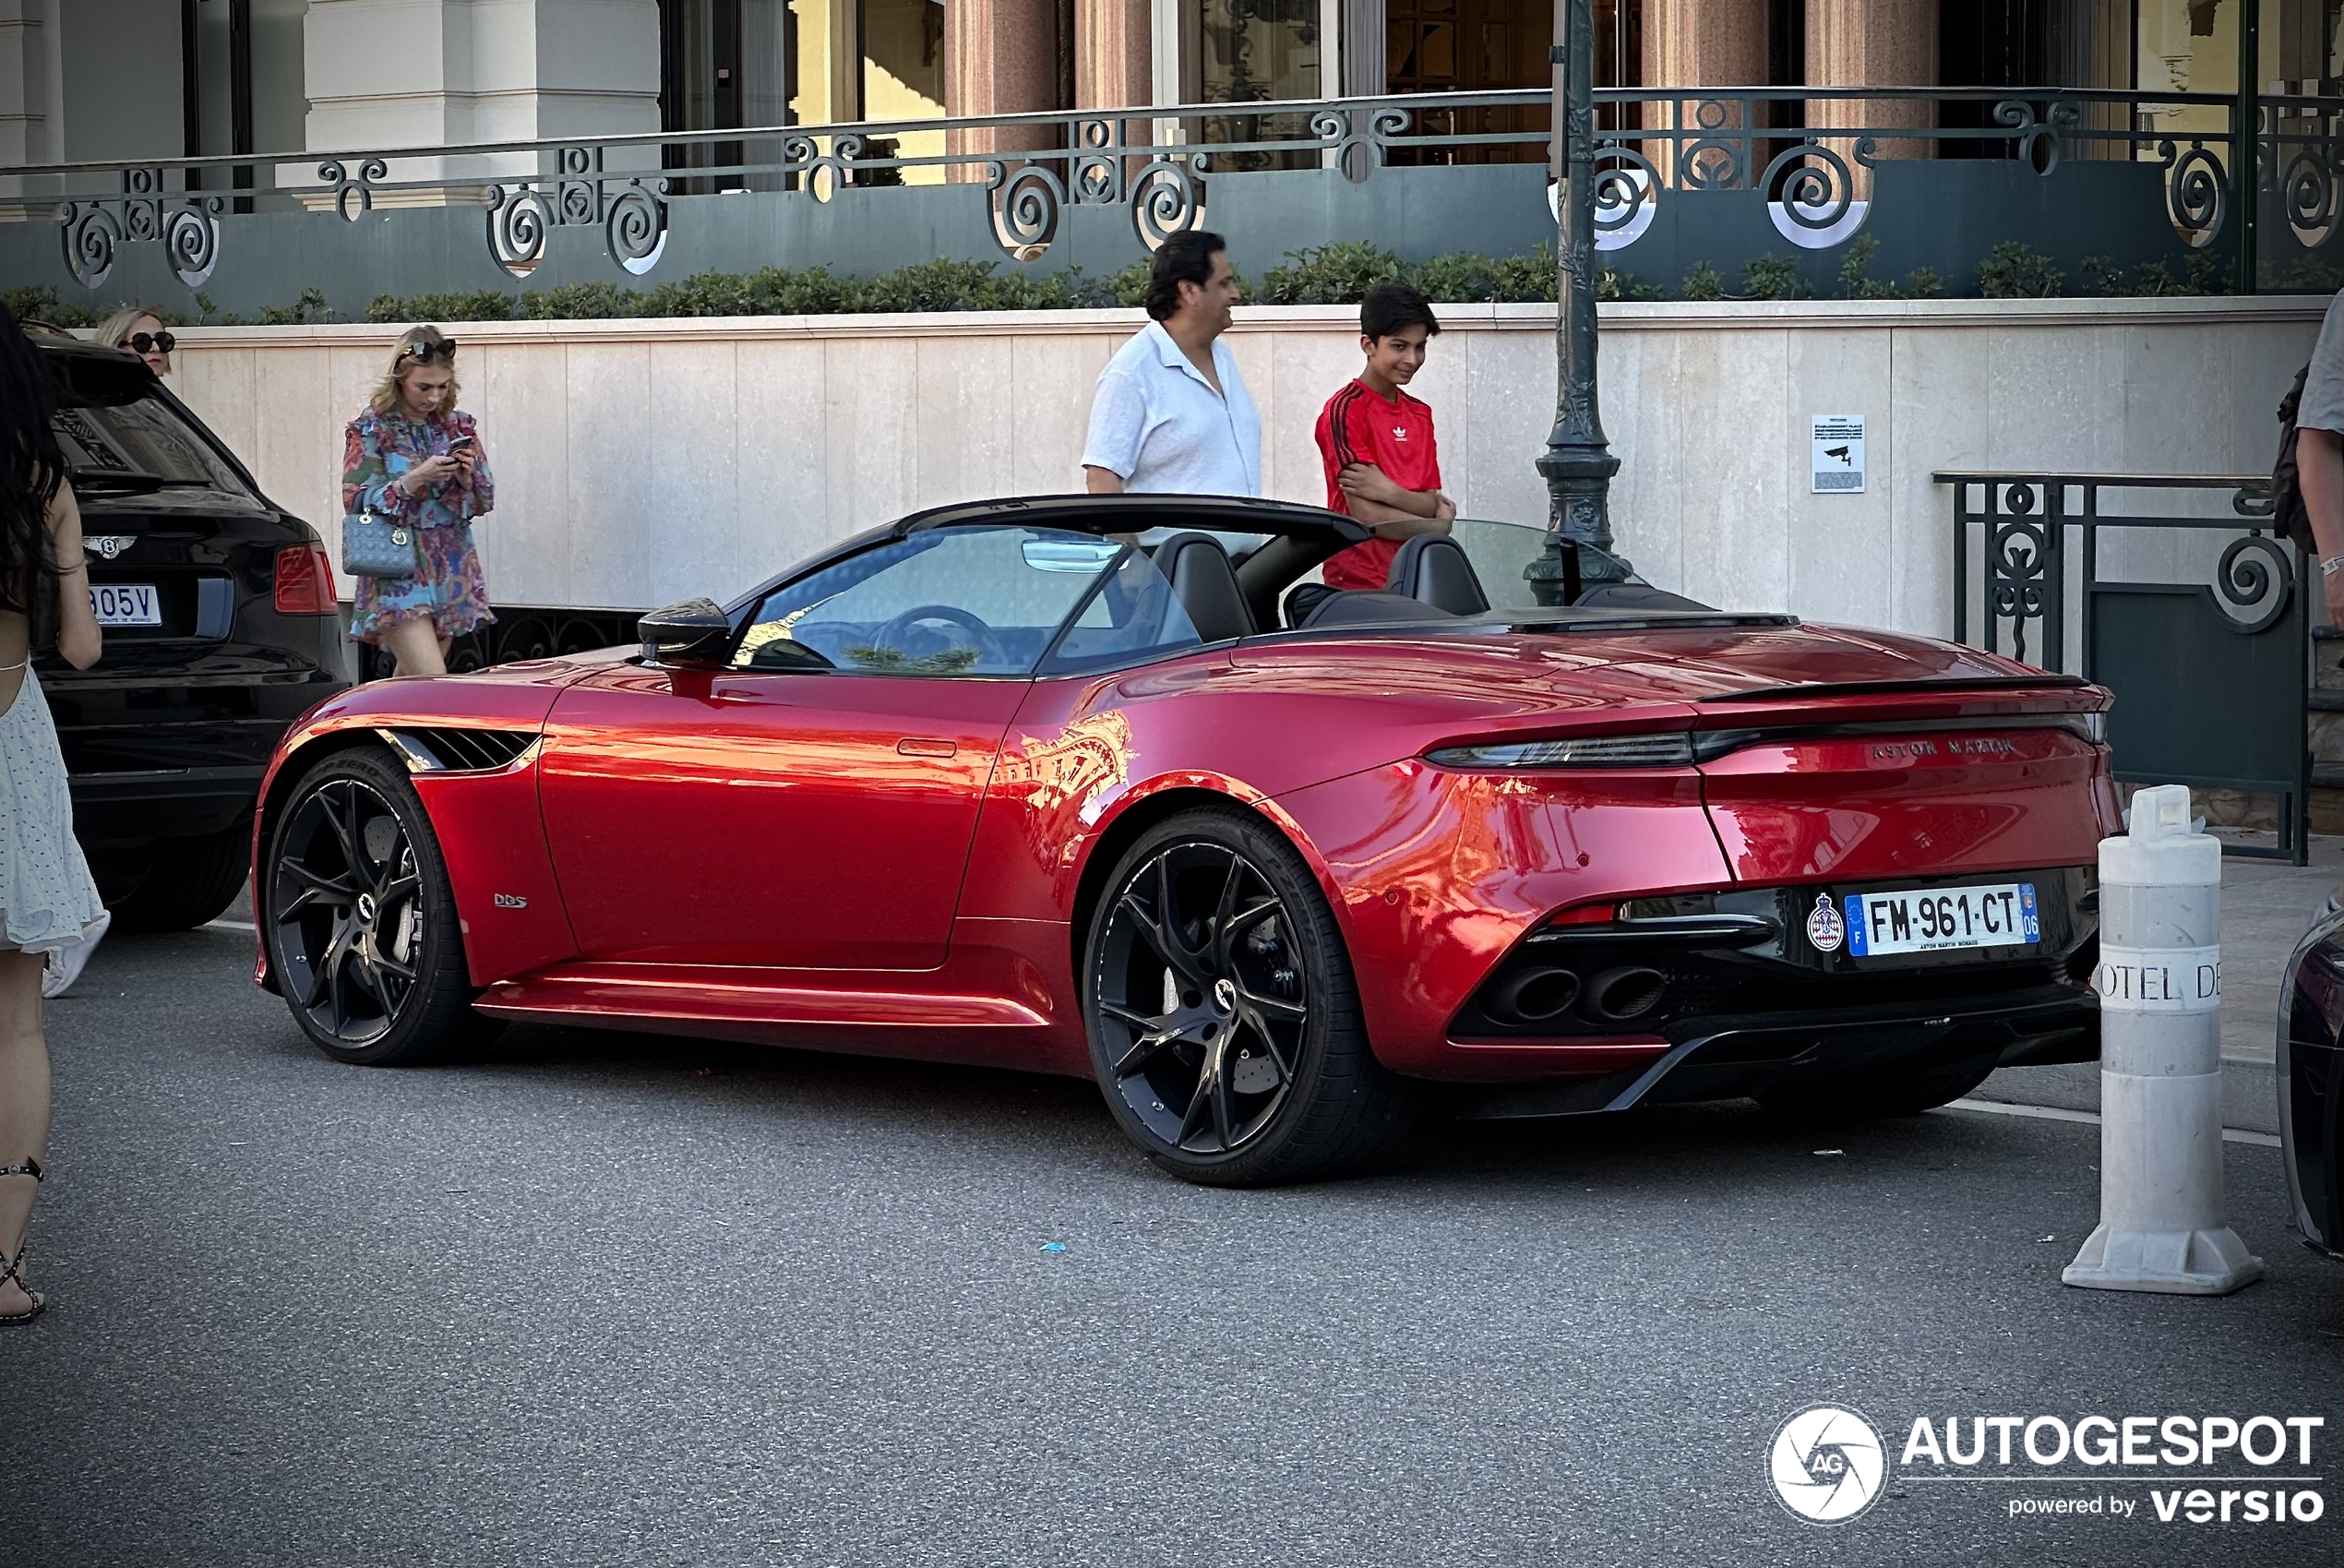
[
  {"left": 1082, "top": 807, "right": 1417, "bottom": 1186},
  {"left": 103, "top": 822, "right": 252, "bottom": 933},
  {"left": 261, "top": 746, "right": 492, "bottom": 1066},
  {"left": 1756, "top": 1054, "right": 2000, "bottom": 1121}
]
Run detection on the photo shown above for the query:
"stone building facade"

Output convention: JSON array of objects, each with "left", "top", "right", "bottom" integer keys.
[{"left": 4, "top": 1, "right": 2337, "bottom": 173}]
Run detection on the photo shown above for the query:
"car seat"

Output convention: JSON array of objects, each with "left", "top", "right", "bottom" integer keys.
[
  {"left": 1150, "top": 533, "right": 1254, "bottom": 642},
  {"left": 1283, "top": 581, "right": 1339, "bottom": 628},
  {"left": 1385, "top": 534, "right": 1489, "bottom": 616},
  {"left": 1302, "top": 591, "right": 1450, "bottom": 628}
]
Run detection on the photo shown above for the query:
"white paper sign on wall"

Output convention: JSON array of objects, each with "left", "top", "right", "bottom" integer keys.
[{"left": 1812, "top": 415, "right": 1865, "bottom": 494}]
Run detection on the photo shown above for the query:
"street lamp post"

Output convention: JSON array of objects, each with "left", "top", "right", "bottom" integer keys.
[{"left": 1525, "top": 0, "right": 1628, "bottom": 605}]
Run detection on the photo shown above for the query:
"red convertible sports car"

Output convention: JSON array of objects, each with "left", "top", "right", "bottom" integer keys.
[{"left": 252, "top": 496, "right": 2115, "bottom": 1184}]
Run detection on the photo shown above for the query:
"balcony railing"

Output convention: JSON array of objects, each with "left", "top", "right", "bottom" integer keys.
[{"left": 2, "top": 83, "right": 2329, "bottom": 311}]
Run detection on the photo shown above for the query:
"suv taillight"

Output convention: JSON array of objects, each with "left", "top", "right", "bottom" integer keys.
[{"left": 273, "top": 545, "right": 337, "bottom": 615}]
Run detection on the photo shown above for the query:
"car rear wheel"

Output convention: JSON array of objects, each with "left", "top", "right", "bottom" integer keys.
[
  {"left": 100, "top": 822, "right": 253, "bottom": 932},
  {"left": 263, "top": 747, "right": 489, "bottom": 1066},
  {"left": 1756, "top": 1054, "right": 2000, "bottom": 1121},
  {"left": 1082, "top": 808, "right": 1417, "bottom": 1186}
]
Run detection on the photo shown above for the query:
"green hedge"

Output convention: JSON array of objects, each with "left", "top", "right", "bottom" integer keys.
[{"left": 4, "top": 239, "right": 2252, "bottom": 334}]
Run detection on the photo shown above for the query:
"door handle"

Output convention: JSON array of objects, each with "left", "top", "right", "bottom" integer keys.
[{"left": 897, "top": 737, "right": 957, "bottom": 758}]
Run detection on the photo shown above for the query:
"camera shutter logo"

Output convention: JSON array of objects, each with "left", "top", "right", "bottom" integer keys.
[{"left": 1769, "top": 1405, "right": 1888, "bottom": 1525}]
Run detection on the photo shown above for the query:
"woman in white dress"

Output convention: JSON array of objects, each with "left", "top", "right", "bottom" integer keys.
[{"left": 0, "top": 301, "right": 106, "bottom": 1323}]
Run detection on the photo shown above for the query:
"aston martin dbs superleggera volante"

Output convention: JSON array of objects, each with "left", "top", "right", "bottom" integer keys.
[{"left": 253, "top": 495, "right": 2115, "bottom": 1184}]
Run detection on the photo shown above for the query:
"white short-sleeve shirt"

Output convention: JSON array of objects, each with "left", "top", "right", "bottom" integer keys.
[
  {"left": 1081, "top": 321, "right": 1262, "bottom": 497},
  {"left": 2302, "top": 290, "right": 2344, "bottom": 435}
]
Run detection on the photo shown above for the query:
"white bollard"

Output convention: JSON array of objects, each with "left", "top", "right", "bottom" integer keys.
[{"left": 2063, "top": 784, "right": 2263, "bottom": 1294}]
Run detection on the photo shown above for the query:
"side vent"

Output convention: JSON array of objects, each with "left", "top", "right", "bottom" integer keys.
[{"left": 381, "top": 726, "right": 540, "bottom": 773}]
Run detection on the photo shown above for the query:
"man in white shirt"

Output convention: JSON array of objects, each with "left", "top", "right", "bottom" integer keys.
[
  {"left": 2298, "top": 289, "right": 2344, "bottom": 624},
  {"left": 1082, "top": 231, "right": 1262, "bottom": 497}
]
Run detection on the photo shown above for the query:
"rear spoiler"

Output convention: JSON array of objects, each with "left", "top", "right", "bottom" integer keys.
[{"left": 1698, "top": 673, "right": 2090, "bottom": 703}]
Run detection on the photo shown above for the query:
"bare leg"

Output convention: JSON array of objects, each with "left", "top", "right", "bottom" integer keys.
[
  {"left": 380, "top": 616, "right": 447, "bottom": 677},
  {"left": 0, "top": 949, "right": 50, "bottom": 1317}
]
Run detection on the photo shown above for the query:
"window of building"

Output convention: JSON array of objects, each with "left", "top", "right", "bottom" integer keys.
[
  {"left": 859, "top": 0, "right": 947, "bottom": 184},
  {"left": 662, "top": 0, "right": 795, "bottom": 187},
  {"left": 1382, "top": 0, "right": 1599, "bottom": 165},
  {"left": 1184, "top": 0, "right": 1323, "bottom": 169}
]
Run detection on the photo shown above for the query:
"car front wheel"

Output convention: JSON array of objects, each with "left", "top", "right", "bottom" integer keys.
[
  {"left": 1082, "top": 808, "right": 1417, "bottom": 1186},
  {"left": 263, "top": 747, "right": 489, "bottom": 1066}
]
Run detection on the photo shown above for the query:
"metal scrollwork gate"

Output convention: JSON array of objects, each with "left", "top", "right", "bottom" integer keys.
[{"left": 1945, "top": 471, "right": 2309, "bottom": 864}]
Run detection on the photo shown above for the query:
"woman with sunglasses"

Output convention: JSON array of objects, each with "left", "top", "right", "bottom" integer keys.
[
  {"left": 94, "top": 305, "right": 172, "bottom": 377},
  {"left": 341, "top": 324, "right": 496, "bottom": 677}
]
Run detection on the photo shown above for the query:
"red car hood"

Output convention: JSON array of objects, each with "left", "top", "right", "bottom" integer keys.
[{"left": 281, "top": 649, "right": 618, "bottom": 737}]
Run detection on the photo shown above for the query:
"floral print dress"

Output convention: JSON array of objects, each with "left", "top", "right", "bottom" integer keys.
[{"left": 341, "top": 408, "right": 496, "bottom": 644}]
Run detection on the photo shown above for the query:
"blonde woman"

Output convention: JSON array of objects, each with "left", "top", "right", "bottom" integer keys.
[
  {"left": 341, "top": 326, "right": 495, "bottom": 677},
  {"left": 93, "top": 305, "right": 172, "bottom": 377}
]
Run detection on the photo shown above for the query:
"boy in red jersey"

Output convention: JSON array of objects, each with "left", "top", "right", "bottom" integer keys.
[{"left": 1315, "top": 282, "right": 1457, "bottom": 592}]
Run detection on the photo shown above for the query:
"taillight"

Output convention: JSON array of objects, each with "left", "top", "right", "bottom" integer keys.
[
  {"left": 1426, "top": 732, "right": 1696, "bottom": 769},
  {"left": 273, "top": 545, "right": 337, "bottom": 615}
]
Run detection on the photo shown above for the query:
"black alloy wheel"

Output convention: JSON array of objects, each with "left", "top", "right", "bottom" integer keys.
[
  {"left": 264, "top": 747, "right": 490, "bottom": 1065},
  {"left": 1084, "top": 808, "right": 1417, "bottom": 1185}
]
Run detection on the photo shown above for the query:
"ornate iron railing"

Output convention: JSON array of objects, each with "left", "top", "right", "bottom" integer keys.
[
  {"left": 1943, "top": 471, "right": 2308, "bottom": 862},
  {"left": 2, "top": 84, "right": 2270, "bottom": 292}
]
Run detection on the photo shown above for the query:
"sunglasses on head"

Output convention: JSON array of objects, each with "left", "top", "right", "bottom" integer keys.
[
  {"left": 400, "top": 338, "right": 456, "bottom": 364},
  {"left": 127, "top": 330, "right": 174, "bottom": 355}
]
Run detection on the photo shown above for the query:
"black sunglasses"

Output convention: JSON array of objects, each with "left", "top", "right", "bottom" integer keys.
[
  {"left": 400, "top": 338, "right": 456, "bottom": 363},
  {"left": 127, "top": 330, "right": 174, "bottom": 355}
]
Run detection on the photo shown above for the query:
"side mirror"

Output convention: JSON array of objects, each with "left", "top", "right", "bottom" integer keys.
[{"left": 638, "top": 598, "right": 733, "bottom": 668}]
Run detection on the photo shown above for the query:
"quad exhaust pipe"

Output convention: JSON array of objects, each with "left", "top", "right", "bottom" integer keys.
[{"left": 1487, "top": 964, "right": 1668, "bottom": 1025}]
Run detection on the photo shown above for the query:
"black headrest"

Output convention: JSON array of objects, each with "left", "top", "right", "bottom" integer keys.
[
  {"left": 1303, "top": 590, "right": 1450, "bottom": 628},
  {"left": 1283, "top": 581, "right": 1339, "bottom": 628},
  {"left": 1385, "top": 533, "right": 1489, "bottom": 616},
  {"left": 1152, "top": 532, "right": 1253, "bottom": 643}
]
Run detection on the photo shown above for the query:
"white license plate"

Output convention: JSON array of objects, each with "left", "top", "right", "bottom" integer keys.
[
  {"left": 1844, "top": 882, "right": 2039, "bottom": 957},
  {"left": 89, "top": 583, "right": 161, "bottom": 627}
]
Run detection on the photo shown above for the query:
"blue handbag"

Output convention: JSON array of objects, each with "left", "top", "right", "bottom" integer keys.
[{"left": 341, "top": 505, "right": 420, "bottom": 579}]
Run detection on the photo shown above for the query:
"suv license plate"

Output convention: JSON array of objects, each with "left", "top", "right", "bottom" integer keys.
[
  {"left": 1844, "top": 882, "right": 2039, "bottom": 957},
  {"left": 90, "top": 583, "right": 161, "bottom": 626}
]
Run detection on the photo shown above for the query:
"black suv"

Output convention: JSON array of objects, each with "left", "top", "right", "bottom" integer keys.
[{"left": 34, "top": 330, "right": 350, "bottom": 930}]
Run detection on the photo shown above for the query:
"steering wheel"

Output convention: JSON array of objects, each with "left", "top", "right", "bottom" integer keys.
[{"left": 871, "top": 604, "right": 1004, "bottom": 670}]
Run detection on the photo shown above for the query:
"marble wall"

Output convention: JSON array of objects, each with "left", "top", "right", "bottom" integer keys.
[{"left": 162, "top": 293, "right": 2328, "bottom": 639}]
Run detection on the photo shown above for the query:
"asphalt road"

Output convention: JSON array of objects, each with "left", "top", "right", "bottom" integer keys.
[{"left": 5, "top": 922, "right": 2341, "bottom": 1568}]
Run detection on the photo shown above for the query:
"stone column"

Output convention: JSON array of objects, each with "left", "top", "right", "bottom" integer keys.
[
  {"left": 0, "top": 0, "right": 61, "bottom": 168},
  {"left": 946, "top": 0, "right": 1062, "bottom": 180},
  {"left": 1805, "top": 0, "right": 1936, "bottom": 163},
  {"left": 1076, "top": 0, "right": 1151, "bottom": 109},
  {"left": 305, "top": 0, "right": 662, "bottom": 199},
  {"left": 1638, "top": 0, "right": 1767, "bottom": 186}
]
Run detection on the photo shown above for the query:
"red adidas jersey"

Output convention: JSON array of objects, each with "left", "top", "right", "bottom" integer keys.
[{"left": 1315, "top": 379, "right": 1443, "bottom": 591}]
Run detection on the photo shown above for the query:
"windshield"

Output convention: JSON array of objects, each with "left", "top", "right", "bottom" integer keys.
[
  {"left": 735, "top": 525, "right": 1125, "bottom": 676},
  {"left": 50, "top": 383, "right": 256, "bottom": 501}
]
